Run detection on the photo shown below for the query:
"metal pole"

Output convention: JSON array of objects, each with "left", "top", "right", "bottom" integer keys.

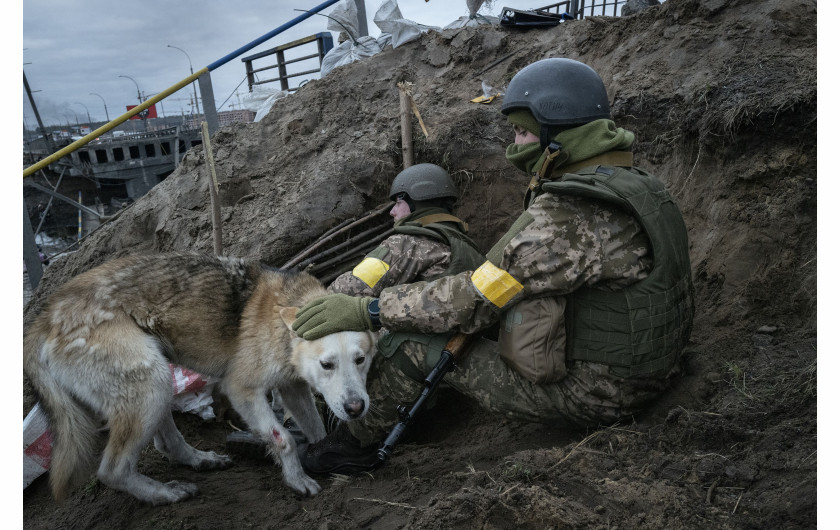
[
  {"left": 23, "top": 71, "right": 54, "bottom": 152},
  {"left": 119, "top": 74, "right": 143, "bottom": 104},
  {"left": 90, "top": 92, "right": 110, "bottom": 121},
  {"left": 119, "top": 74, "right": 147, "bottom": 131},
  {"left": 70, "top": 109, "right": 79, "bottom": 129},
  {"left": 201, "top": 122, "right": 223, "bottom": 255},
  {"left": 74, "top": 102, "right": 92, "bottom": 124},
  {"left": 23, "top": 198, "right": 43, "bottom": 290},
  {"left": 199, "top": 73, "right": 219, "bottom": 135},
  {"left": 354, "top": 0, "right": 368, "bottom": 37},
  {"left": 34, "top": 167, "right": 66, "bottom": 235},
  {"left": 167, "top": 45, "right": 201, "bottom": 119},
  {"left": 78, "top": 191, "right": 83, "bottom": 240}
]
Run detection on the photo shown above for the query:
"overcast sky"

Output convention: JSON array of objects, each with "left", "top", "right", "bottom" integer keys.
[{"left": 21, "top": 0, "right": 551, "bottom": 128}]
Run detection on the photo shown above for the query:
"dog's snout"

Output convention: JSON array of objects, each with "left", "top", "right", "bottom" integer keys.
[{"left": 344, "top": 399, "right": 366, "bottom": 418}]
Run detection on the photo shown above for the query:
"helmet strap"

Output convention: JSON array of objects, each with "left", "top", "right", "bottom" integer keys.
[
  {"left": 524, "top": 140, "right": 569, "bottom": 207},
  {"left": 539, "top": 124, "right": 552, "bottom": 150},
  {"left": 536, "top": 141, "right": 568, "bottom": 180}
]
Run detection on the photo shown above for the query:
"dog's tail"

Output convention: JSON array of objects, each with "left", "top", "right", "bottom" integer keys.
[{"left": 24, "top": 323, "right": 103, "bottom": 501}]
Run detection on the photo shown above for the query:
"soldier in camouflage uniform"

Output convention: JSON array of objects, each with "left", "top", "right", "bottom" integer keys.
[
  {"left": 294, "top": 58, "right": 694, "bottom": 471},
  {"left": 329, "top": 163, "right": 484, "bottom": 299}
]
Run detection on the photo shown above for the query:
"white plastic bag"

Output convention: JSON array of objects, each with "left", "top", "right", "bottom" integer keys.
[
  {"left": 23, "top": 403, "right": 51, "bottom": 488},
  {"left": 242, "top": 86, "right": 289, "bottom": 122},
  {"left": 373, "top": 0, "right": 439, "bottom": 48},
  {"left": 170, "top": 365, "right": 218, "bottom": 421}
]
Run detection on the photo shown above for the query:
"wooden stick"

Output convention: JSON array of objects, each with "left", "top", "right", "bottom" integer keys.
[
  {"left": 201, "top": 121, "right": 223, "bottom": 255},
  {"left": 281, "top": 202, "right": 393, "bottom": 269},
  {"left": 315, "top": 241, "right": 386, "bottom": 285},
  {"left": 297, "top": 221, "right": 394, "bottom": 269},
  {"left": 398, "top": 82, "right": 414, "bottom": 168},
  {"left": 309, "top": 228, "right": 394, "bottom": 275},
  {"left": 281, "top": 218, "right": 355, "bottom": 269},
  {"left": 706, "top": 478, "right": 719, "bottom": 505}
]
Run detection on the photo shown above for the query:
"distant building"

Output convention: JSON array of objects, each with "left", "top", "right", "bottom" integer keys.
[
  {"left": 184, "top": 109, "right": 256, "bottom": 129},
  {"left": 219, "top": 109, "right": 257, "bottom": 127}
]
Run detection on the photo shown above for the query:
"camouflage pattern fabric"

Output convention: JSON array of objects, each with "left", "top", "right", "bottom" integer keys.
[
  {"left": 379, "top": 193, "right": 653, "bottom": 333},
  {"left": 348, "top": 336, "right": 673, "bottom": 446},
  {"left": 329, "top": 233, "right": 452, "bottom": 297}
]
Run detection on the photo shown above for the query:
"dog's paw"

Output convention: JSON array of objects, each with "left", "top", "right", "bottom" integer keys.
[
  {"left": 153, "top": 481, "right": 199, "bottom": 504},
  {"left": 193, "top": 450, "right": 234, "bottom": 471},
  {"left": 285, "top": 473, "right": 322, "bottom": 496}
]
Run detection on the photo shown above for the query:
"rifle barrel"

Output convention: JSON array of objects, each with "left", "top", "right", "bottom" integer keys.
[{"left": 376, "top": 333, "right": 477, "bottom": 463}]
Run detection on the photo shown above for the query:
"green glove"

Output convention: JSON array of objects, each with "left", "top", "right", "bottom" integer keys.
[{"left": 292, "top": 294, "right": 375, "bottom": 340}]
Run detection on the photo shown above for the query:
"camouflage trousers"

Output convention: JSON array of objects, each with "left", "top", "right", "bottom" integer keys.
[{"left": 347, "top": 336, "right": 673, "bottom": 446}]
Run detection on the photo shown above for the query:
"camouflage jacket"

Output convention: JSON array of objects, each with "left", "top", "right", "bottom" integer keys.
[
  {"left": 328, "top": 233, "right": 452, "bottom": 297},
  {"left": 379, "top": 191, "right": 653, "bottom": 333}
]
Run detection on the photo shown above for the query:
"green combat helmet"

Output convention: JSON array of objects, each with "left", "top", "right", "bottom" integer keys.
[
  {"left": 389, "top": 163, "right": 457, "bottom": 202},
  {"left": 501, "top": 58, "right": 611, "bottom": 148}
]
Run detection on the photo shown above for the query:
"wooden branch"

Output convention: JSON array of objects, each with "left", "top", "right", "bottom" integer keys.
[
  {"left": 281, "top": 202, "right": 393, "bottom": 269},
  {"left": 201, "top": 121, "right": 223, "bottom": 255},
  {"left": 309, "top": 228, "right": 395, "bottom": 275},
  {"left": 398, "top": 81, "right": 414, "bottom": 168},
  {"left": 298, "top": 221, "right": 393, "bottom": 270}
]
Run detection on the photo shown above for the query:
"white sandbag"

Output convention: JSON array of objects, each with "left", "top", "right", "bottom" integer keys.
[
  {"left": 320, "top": 0, "right": 384, "bottom": 76},
  {"left": 320, "top": 36, "right": 383, "bottom": 76},
  {"left": 373, "top": 0, "right": 439, "bottom": 48},
  {"left": 442, "top": 14, "right": 499, "bottom": 29},
  {"left": 443, "top": 0, "right": 499, "bottom": 29}
]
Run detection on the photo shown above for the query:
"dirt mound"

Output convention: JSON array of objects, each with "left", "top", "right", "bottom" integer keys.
[{"left": 23, "top": 0, "right": 817, "bottom": 527}]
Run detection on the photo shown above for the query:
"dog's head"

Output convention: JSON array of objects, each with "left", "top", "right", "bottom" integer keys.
[{"left": 280, "top": 308, "right": 377, "bottom": 422}]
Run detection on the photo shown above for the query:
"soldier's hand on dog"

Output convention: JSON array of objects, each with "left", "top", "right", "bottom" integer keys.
[{"left": 293, "top": 294, "right": 375, "bottom": 340}]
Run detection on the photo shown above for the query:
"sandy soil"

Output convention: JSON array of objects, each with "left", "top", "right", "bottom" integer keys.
[{"left": 23, "top": 0, "right": 817, "bottom": 527}]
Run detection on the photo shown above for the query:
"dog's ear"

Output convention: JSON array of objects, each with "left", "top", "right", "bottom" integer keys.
[{"left": 278, "top": 307, "right": 299, "bottom": 331}]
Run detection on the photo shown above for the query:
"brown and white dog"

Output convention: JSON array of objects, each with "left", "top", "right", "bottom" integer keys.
[{"left": 23, "top": 252, "right": 376, "bottom": 504}]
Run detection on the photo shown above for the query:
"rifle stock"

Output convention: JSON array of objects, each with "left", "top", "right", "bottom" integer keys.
[{"left": 377, "top": 332, "right": 477, "bottom": 463}]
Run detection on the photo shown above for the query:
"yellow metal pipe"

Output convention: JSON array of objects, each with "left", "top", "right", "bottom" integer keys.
[{"left": 23, "top": 67, "right": 209, "bottom": 179}]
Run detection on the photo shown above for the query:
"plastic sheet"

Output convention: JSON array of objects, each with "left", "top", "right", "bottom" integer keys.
[{"left": 242, "top": 86, "right": 290, "bottom": 123}]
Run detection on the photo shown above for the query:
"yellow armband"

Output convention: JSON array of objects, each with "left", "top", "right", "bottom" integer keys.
[
  {"left": 471, "top": 261, "right": 523, "bottom": 308},
  {"left": 352, "top": 257, "right": 390, "bottom": 288}
]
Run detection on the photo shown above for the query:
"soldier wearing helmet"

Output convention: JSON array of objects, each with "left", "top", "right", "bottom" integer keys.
[
  {"left": 328, "top": 163, "right": 484, "bottom": 298},
  {"left": 294, "top": 58, "right": 694, "bottom": 473}
]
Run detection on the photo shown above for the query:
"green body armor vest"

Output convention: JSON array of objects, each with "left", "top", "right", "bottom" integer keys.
[
  {"left": 541, "top": 165, "right": 695, "bottom": 378},
  {"left": 377, "top": 219, "right": 486, "bottom": 372}
]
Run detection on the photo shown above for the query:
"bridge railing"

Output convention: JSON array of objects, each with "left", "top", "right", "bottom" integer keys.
[
  {"left": 535, "top": 0, "right": 629, "bottom": 18},
  {"left": 242, "top": 32, "right": 334, "bottom": 92}
]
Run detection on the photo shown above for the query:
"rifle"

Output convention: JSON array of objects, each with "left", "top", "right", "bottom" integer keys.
[{"left": 377, "top": 332, "right": 477, "bottom": 463}]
